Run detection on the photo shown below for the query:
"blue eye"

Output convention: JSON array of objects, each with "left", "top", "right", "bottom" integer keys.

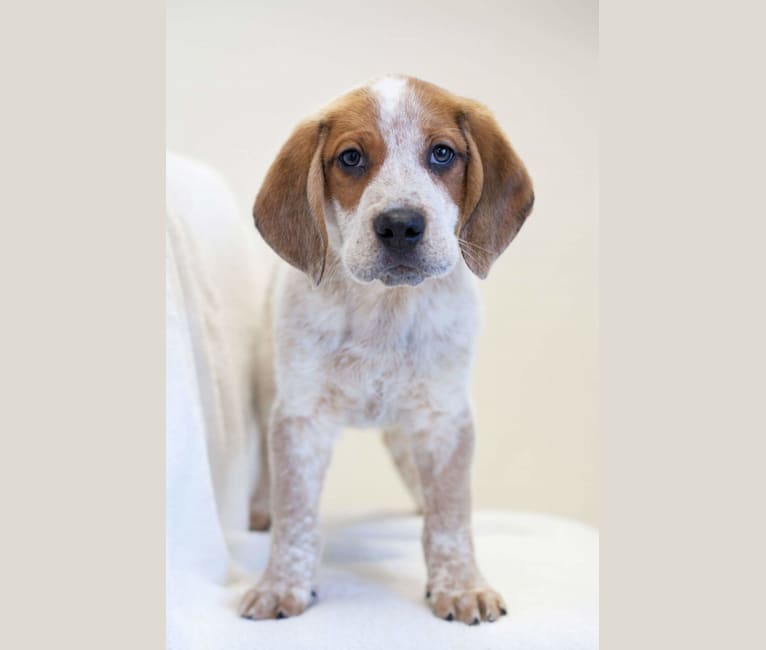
[
  {"left": 430, "top": 145, "right": 455, "bottom": 166},
  {"left": 339, "top": 149, "right": 363, "bottom": 167}
]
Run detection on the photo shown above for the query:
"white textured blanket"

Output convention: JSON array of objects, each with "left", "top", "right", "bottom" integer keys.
[{"left": 165, "top": 153, "right": 598, "bottom": 649}]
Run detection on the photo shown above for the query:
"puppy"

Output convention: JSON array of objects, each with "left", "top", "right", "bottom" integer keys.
[{"left": 240, "top": 75, "right": 534, "bottom": 625}]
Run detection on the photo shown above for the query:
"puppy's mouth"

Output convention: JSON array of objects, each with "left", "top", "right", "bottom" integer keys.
[
  {"left": 344, "top": 250, "right": 458, "bottom": 287},
  {"left": 378, "top": 264, "right": 426, "bottom": 287}
]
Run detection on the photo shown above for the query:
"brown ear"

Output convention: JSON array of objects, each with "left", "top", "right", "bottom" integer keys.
[
  {"left": 458, "top": 103, "right": 534, "bottom": 278},
  {"left": 253, "top": 119, "right": 328, "bottom": 284}
]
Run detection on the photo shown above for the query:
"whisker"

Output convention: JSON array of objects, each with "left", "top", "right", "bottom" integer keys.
[
  {"left": 458, "top": 246, "right": 480, "bottom": 267},
  {"left": 458, "top": 237, "right": 497, "bottom": 256}
]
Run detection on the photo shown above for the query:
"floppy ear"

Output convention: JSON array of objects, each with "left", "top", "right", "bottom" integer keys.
[
  {"left": 458, "top": 103, "right": 534, "bottom": 278},
  {"left": 253, "top": 119, "right": 328, "bottom": 285}
]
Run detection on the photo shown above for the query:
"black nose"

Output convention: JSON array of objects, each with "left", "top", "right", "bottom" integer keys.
[{"left": 373, "top": 209, "right": 426, "bottom": 252}]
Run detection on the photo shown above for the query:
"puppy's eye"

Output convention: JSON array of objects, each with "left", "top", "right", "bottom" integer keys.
[
  {"left": 430, "top": 145, "right": 455, "bottom": 166},
  {"left": 338, "top": 148, "right": 363, "bottom": 168}
]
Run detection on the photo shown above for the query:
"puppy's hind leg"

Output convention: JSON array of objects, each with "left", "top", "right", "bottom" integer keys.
[
  {"left": 248, "top": 433, "right": 271, "bottom": 531},
  {"left": 383, "top": 428, "right": 424, "bottom": 514},
  {"left": 249, "top": 321, "right": 278, "bottom": 531},
  {"left": 249, "top": 393, "right": 273, "bottom": 531}
]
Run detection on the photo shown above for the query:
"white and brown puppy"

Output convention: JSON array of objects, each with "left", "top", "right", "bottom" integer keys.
[{"left": 240, "top": 75, "right": 534, "bottom": 625}]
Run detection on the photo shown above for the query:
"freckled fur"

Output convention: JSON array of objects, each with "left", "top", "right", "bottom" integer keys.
[{"left": 242, "top": 75, "right": 533, "bottom": 625}]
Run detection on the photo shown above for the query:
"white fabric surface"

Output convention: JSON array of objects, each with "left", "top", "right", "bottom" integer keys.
[{"left": 166, "top": 153, "right": 599, "bottom": 649}]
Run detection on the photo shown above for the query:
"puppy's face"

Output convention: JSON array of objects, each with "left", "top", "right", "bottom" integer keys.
[
  {"left": 254, "top": 76, "right": 534, "bottom": 286},
  {"left": 325, "top": 77, "right": 465, "bottom": 287}
]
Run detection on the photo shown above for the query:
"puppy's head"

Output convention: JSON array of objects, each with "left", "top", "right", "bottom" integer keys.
[{"left": 254, "top": 76, "right": 534, "bottom": 286}]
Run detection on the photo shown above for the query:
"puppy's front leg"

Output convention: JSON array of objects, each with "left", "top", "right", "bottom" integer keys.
[
  {"left": 410, "top": 407, "right": 507, "bottom": 625},
  {"left": 239, "top": 406, "right": 336, "bottom": 620}
]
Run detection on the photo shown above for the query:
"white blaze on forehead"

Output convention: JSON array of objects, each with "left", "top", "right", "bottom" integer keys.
[
  {"left": 371, "top": 76, "right": 408, "bottom": 124},
  {"left": 365, "top": 76, "right": 453, "bottom": 220},
  {"left": 370, "top": 76, "right": 424, "bottom": 152}
]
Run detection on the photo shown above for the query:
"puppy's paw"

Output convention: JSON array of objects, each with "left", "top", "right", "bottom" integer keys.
[
  {"left": 426, "top": 585, "right": 507, "bottom": 625},
  {"left": 238, "top": 583, "right": 314, "bottom": 620}
]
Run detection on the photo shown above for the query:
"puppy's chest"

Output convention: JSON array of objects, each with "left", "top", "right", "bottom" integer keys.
[
  {"left": 326, "top": 342, "right": 414, "bottom": 426},
  {"left": 319, "top": 310, "right": 466, "bottom": 427}
]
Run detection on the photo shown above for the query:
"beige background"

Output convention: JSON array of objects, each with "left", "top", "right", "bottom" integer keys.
[
  {"left": 167, "top": 0, "right": 598, "bottom": 525},
  {"left": 4, "top": 2, "right": 766, "bottom": 649}
]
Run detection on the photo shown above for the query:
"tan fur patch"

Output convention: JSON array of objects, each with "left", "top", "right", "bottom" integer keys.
[
  {"left": 409, "top": 78, "right": 534, "bottom": 278},
  {"left": 321, "top": 88, "right": 387, "bottom": 212},
  {"left": 253, "top": 120, "right": 328, "bottom": 284},
  {"left": 408, "top": 78, "right": 470, "bottom": 207}
]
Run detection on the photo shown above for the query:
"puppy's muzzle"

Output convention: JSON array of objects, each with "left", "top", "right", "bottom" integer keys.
[{"left": 374, "top": 209, "right": 425, "bottom": 254}]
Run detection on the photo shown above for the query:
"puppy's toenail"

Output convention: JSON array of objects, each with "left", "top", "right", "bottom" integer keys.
[
  {"left": 471, "top": 617, "right": 480, "bottom": 625},
  {"left": 311, "top": 589, "right": 317, "bottom": 599},
  {"left": 446, "top": 613, "right": 454, "bottom": 621},
  {"left": 276, "top": 611, "right": 286, "bottom": 619},
  {"left": 487, "top": 614, "right": 495, "bottom": 622},
  {"left": 499, "top": 607, "right": 508, "bottom": 616},
  {"left": 426, "top": 590, "right": 431, "bottom": 599}
]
